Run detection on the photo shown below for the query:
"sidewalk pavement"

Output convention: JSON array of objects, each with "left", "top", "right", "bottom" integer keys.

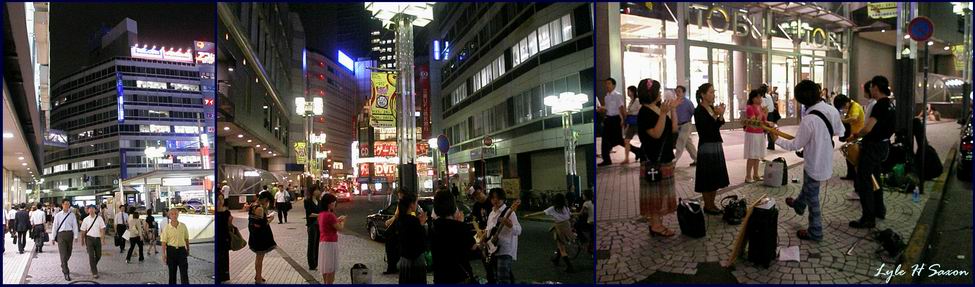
[
  {"left": 228, "top": 208, "right": 417, "bottom": 284},
  {"left": 3, "top": 228, "right": 214, "bottom": 284},
  {"left": 596, "top": 120, "right": 961, "bottom": 284}
]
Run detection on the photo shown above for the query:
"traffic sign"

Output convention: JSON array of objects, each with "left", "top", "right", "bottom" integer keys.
[
  {"left": 908, "top": 17, "right": 934, "bottom": 42},
  {"left": 437, "top": 134, "right": 450, "bottom": 153},
  {"left": 483, "top": 136, "right": 493, "bottom": 146}
]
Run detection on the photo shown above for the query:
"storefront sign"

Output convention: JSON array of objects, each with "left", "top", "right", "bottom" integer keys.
[
  {"left": 370, "top": 72, "right": 397, "bottom": 128},
  {"left": 374, "top": 141, "right": 397, "bottom": 157},
  {"left": 130, "top": 45, "right": 194, "bottom": 63},
  {"left": 135, "top": 80, "right": 200, "bottom": 92},
  {"left": 374, "top": 163, "right": 397, "bottom": 177},
  {"left": 358, "top": 163, "right": 371, "bottom": 177},
  {"left": 689, "top": 5, "right": 763, "bottom": 40},
  {"left": 194, "top": 41, "right": 216, "bottom": 65},
  {"left": 868, "top": 3, "right": 898, "bottom": 19},
  {"left": 294, "top": 142, "right": 307, "bottom": 164}
]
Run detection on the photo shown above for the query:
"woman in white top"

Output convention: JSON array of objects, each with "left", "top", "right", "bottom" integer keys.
[
  {"left": 30, "top": 204, "right": 47, "bottom": 253},
  {"left": 525, "top": 193, "right": 575, "bottom": 273},
  {"left": 125, "top": 212, "right": 146, "bottom": 263}
]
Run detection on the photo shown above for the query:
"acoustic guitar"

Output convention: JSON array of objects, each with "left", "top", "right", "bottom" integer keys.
[{"left": 740, "top": 119, "right": 795, "bottom": 140}]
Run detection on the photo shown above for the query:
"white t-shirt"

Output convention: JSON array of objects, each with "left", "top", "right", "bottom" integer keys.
[
  {"left": 603, "top": 91, "right": 624, "bottom": 117},
  {"left": 543, "top": 206, "right": 572, "bottom": 223},
  {"left": 30, "top": 210, "right": 45, "bottom": 225},
  {"left": 81, "top": 215, "right": 106, "bottom": 238},
  {"left": 582, "top": 201, "right": 594, "bottom": 224},
  {"left": 275, "top": 190, "right": 287, "bottom": 203},
  {"left": 7, "top": 209, "right": 16, "bottom": 221}
]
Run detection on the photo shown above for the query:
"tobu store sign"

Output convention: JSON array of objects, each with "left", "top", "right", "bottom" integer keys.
[{"left": 688, "top": 4, "right": 844, "bottom": 51}]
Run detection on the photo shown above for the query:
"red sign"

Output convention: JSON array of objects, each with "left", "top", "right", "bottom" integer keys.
[
  {"left": 358, "top": 163, "right": 371, "bottom": 177},
  {"left": 204, "top": 98, "right": 214, "bottom": 106},
  {"left": 360, "top": 143, "right": 372, "bottom": 157},
  {"left": 374, "top": 163, "right": 397, "bottom": 177},
  {"left": 417, "top": 143, "right": 429, "bottom": 155},
  {"left": 416, "top": 65, "right": 431, "bottom": 139},
  {"left": 374, "top": 141, "right": 398, "bottom": 157}
]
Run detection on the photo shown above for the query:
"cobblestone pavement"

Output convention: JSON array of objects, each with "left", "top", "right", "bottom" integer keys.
[{"left": 596, "top": 121, "right": 961, "bottom": 284}]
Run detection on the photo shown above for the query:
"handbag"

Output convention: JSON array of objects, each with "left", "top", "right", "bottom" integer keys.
[
  {"left": 641, "top": 131, "right": 675, "bottom": 183},
  {"left": 721, "top": 195, "right": 747, "bottom": 225},
  {"left": 676, "top": 199, "right": 706, "bottom": 238},
  {"left": 229, "top": 225, "right": 247, "bottom": 251}
]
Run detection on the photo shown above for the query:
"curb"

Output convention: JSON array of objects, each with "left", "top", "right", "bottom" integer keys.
[{"left": 892, "top": 146, "right": 957, "bottom": 284}]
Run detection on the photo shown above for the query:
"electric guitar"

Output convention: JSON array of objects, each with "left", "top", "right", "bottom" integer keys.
[
  {"left": 479, "top": 200, "right": 521, "bottom": 259},
  {"left": 741, "top": 118, "right": 795, "bottom": 140}
]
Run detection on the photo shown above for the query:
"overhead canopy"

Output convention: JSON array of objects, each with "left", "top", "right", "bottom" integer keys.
[{"left": 744, "top": 2, "right": 856, "bottom": 30}]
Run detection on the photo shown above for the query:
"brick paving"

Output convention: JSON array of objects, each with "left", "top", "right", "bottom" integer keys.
[
  {"left": 596, "top": 121, "right": 961, "bottom": 284},
  {"left": 3, "top": 234, "right": 36, "bottom": 284}
]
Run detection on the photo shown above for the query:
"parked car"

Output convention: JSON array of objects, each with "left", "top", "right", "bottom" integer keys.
[
  {"left": 365, "top": 197, "right": 472, "bottom": 241},
  {"left": 958, "top": 119, "right": 972, "bottom": 181},
  {"left": 334, "top": 187, "right": 353, "bottom": 202},
  {"left": 184, "top": 199, "right": 205, "bottom": 213}
]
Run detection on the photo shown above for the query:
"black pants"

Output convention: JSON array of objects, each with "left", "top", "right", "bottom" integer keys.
[
  {"left": 33, "top": 224, "right": 45, "bottom": 252},
  {"left": 601, "top": 115, "right": 624, "bottom": 163},
  {"left": 17, "top": 229, "right": 27, "bottom": 252},
  {"left": 277, "top": 204, "right": 288, "bottom": 223},
  {"left": 384, "top": 238, "right": 399, "bottom": 272},
  {"left": 482, "top": 256, "right": 496, "bottom": 284},
  {"left": 127, "top": 236, "right": 144, "bottom": 261},
  {"left": 166, "top": 246, "right": 189, "bottom": 284},
  {"left": 115, "top": 224, "right": 127, "bottom": 251},
  {"left": 840, "top": 123, "right": 856, "bottom": 178},
  {"left": 855, "top": 141, "right": 889, "bottom": 224},
  {"left": 307, "top": 225, "right": 319, "bottom": 270}
]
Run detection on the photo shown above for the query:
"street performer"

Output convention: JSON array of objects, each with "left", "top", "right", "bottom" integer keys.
[
  {"left": 770, "top": 80, "right": 844, "bottom": 241},
  {"left": 847, "top": 75, "right": 896, "bottom": 229},
  {"left": 483, "top": 188, "right": 521, "bottom": 284}
]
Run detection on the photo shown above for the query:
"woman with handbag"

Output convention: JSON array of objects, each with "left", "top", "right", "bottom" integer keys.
[
  {"left": 622, "top": 85, "right": 643, "bottom": 164},
  {"left": 125, "top": 212, "right": 145, "bottom": 263},
  {"left": 693, "top": 83, "right": 731, "bottom": 214},
  {"left": 637, "top": 79, "right": 681, "bottom": 237}
]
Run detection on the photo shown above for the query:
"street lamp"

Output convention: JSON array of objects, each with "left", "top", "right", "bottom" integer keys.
[
  {"left": 544, "top": 92, "right": 589, "bottom": 197},
  {"left": 296, "top": 96, "right": 325, "bottom": 180},
  {"left": 366, "top": 2, "right": 434, "bottom": 193}
]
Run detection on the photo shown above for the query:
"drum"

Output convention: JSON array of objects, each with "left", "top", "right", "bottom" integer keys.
[{"left": 841, "top": 141, "right": 861, "bottom": 168}]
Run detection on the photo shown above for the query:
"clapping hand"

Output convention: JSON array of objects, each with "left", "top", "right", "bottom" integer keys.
[
  {"left": 337, "top": 215, "right": 347, "bottom": 223},
  {"left": 715, "top": 103, "right": 726, "bottom": 115},
  {"left": 660, "top": 97, "right": 682, "bottom": 114}
]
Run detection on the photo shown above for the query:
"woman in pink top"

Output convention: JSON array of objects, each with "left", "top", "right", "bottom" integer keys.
[
  {"left": 744, "top": 89, "right": 768, "bottom": 183},
  {"left": 317, "top": 193, "right": 346, "bottom": 284}
]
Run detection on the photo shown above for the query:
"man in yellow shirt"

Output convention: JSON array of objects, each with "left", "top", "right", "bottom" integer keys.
[
  {"left": 834, "top": 94, "right": 864, "bottom": 180},
  {"left": 161, "top": 209, "right": 190, "bottom": 284}
]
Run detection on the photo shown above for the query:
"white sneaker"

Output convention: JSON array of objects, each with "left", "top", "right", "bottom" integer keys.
[{"left": 846, "top": 192, "right": 860, "bottom": 200}]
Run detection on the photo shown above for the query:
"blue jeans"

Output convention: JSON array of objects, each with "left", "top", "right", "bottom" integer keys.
[
  {"left": 495, "top": 255, "right": 514, "bottom": 284},
  {"left": 791, "top": 172, "right": 823, "bottom": 240}
]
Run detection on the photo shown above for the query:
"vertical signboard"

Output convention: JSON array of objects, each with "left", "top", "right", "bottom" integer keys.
[
  {"left": 194, "top": 41, "right": 217, "bottom": 170},
  {"left": 416, "top": 65, "right": 431, "bottom": 139},
  {"left": 370, "top": 72, "right": 397, "bottom": 128},
  {"left": 116, "top": 72, "right": 125, "bottom": 123}
]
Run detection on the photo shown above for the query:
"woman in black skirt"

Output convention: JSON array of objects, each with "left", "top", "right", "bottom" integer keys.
[
  {"left": 693, "top": 83, "right": 730, "bottom": 214},
  {"left": 249, "top": 192, "right": 278, "bottom": 284},
  {"left": 216, "top": 193, "right": 231, "bottom": 282}
]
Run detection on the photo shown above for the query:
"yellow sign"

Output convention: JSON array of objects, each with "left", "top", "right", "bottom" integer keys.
[
  {"left": 868, "top": 3, "right": 897, "bottom": 19},
  {"left": 294, "top": 142, "right": 307, "bottom": 164},
  {"left": 370, "top": 72, "right": 397, "bottom": 128}
]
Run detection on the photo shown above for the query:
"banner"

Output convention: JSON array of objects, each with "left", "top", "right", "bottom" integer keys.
[
  {"left": 294, "top": 142, "right": 307, "bottom": 164},
  {"left": 370, "top": 72, "right": 397, "bottom": 128},
  {"left": 867, "top": 3, "right": 897, "bottom": 19},
  {"left": 416, "top": 65, "right": 431, "bottom": 139}
]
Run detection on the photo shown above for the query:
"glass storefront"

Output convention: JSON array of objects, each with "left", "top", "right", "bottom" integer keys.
[{"left": 617, "top": 2, "right": 852, "bottom": 124}]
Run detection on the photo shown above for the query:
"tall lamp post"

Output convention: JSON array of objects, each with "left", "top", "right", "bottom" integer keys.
[
  {"left": 365, "top": 2, "right": 434, "bottom": 194},
  {"left": 544, "top": 92, "right": 589, "bottom": 198},
  {"left": 296, "top": 96, "right": 325, "bottom": 182}
]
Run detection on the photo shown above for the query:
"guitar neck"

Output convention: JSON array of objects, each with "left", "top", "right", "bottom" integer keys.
[{"left": 742, "top": 120, "right": 795, "bottom": 140}]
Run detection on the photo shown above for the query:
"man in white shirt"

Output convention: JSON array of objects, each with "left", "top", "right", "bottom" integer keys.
[
  {"left": 275, "top": 188, "right": 289, "bottom": 224},
  {"left": 484, "top": 188, "right": 521, "bottom": 284},
  {"left": 8, "top": 207, "right": 18, "bottom": 246},
  {"left": 598, "top": 78, "right": 625, "bottom": 166},
  {"left": 772, "top": 80, "right": 844, "bottom": 242},
  {"left": 115, "top": 205, "right": 129, "bottom": 253},
  {"left": 52, "top": 200, "right": 80, "bottom": 281},
  {"left": 221, "top": 181, "right": 231, "bottom": 199},
  {"left": 30, "top": 204, "right": 47, "bottom": 253},
  {"left": 80, "top": 205, "right": 106, "bottom": 278}
]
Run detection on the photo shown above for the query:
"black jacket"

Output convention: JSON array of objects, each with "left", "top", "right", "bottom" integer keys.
[
  {"left": 431, "top": 218, "right": 475, "bottom": 283},
  {"left": 15, "top": 210, "right": 30, "bottom": 232},
  {"left": 396, "top": 214, "right": 426, "bottom": 260}
]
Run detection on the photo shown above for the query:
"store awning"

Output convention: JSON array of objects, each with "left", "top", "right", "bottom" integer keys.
[
  {"left": 120, "top": 169, "right": 214, "bottom": 186},
  {"left": 747, "top": 2, "right": 856, "bottom": 29}
]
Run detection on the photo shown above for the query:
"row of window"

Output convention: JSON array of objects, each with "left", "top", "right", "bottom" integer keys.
[
  {"left": 513, "top": 14, "right": 574, "bottom": 67},
  {"left": 472, "top": 56, "right": 506, "bottom": 93},
  {"left": 450, "top": 82, "right": 469, "bottom": 106}
]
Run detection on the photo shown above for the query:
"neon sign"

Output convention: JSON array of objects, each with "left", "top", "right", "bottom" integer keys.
[
  {"left": 116, "top": 73, "right": 125, "bottom": 123},
  {"left": 195, "top": 52, "right": 214, "bottom": 65},
  {"left": 337, "top": 50, "right": 354, "bottom": 71},
  {"left": 130, "top": 44, "right": 194, "bottom": 63}
]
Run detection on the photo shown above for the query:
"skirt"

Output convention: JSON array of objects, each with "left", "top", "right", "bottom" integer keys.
[
  {"left": 743, "top": 132, "right": 766, "bottom": 159},
  {"left": 550, "top": 220, "right": 574, "bottom": 246},
  {"left": 317, "top": 241, "right": 338, "bottom": 273},
  {"left": 695, "top": 142, "right": 730, "bottom": 192},
  {"left": 639, "top": 172, "right": 678, "bottom": 217}
]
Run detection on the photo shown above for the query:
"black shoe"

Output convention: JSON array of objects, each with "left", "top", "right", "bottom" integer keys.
[
  {"left": 785, "top": 197, "right": 804, "bottom": 215},
  {"left": 551, "top": 252, "right": 561, "bottom": 266},
  {"left": 840, "top": 176, "right": 854, "bottom": 180},
  {"left": 65, "top": 274, "right": 71, "bottom": 281},
  {"left": 597, "top": 162, "right": 612, "bottom": 167},
  {"left": 849, "top": 220, "right": 875, "bottom": 229},
  {"left": 877, "top": 214, "right": 886, "bottom": 220}
]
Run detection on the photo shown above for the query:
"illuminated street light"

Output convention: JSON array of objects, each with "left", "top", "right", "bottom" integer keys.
[{"left": 544, "top": 92, "right": 590, "bottom": 197}]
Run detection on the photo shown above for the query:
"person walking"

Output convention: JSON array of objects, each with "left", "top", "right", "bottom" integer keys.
[
  {"left": 525, "top": 193, "right": 575, "bottom": 273},
  {"left": 744, "top": 89, "right": 768, "bottom": 183},
  {"left": 51, "top": 200, "right": 79, "bottom": 281},
  {"left": 216, "top": 194, "right": 231, "bottom": 282},
  {"left": 249, "top": 192, "right": 278, "bottom": 283},
  {"left": 622, "top": 86, "right": 643, "bottom": 164},
  {"left": 396, "top": 192, "right": 428, "bottom": 284},
  {"left": 145, "top": 211, "right": 159, "bottom": 255},
  {"left": 305, "top": 186, "right": 322, "bottom": 271},
  {"left": 598, "top": 77, "right": 625, "bottom": 166},
  {"left": 114, "top": 205, "right": 129, "bottom": 254},
  {"left": 318, "top": 193, "right": 346, "bottom": 284},
  {"left": 80, "top": 205, "right": 106, "bottom": 279},
  {"left": 484, "top": 188, "right": 521, "bottom": 284},
  {"left": 276, "top": 186, "right": 288, "bottom": 224},
  {"left": 431, "top": 190, "right": 476, "bottom": 284},
  {"left": 636, "top": 79, "right": 680, "bottom": 237},
  {"left": 848, "top": 76, "right": 896, "bottom": 229},
  {"left": 15, "top": 203, "right": 30, "bottom": 254},
  {"left": 8, "top": 206, "right": 18, "bottom": 246},
  {"left": 30, "top": 203, "right": 47, "bottom": 253},
  {"left": 161, "top": 208, "right": 190, "bottom": 284},
  {"left": 673, "top": 85, "right": 698, "bottom": 166},
  {"left": 775, "top": 80, "right": 844, "bottom": 241},
  {"left": 125, "top": 211, "right": 145, "bottom": 263},
  {"left": 693, "top": 83, "right": 730, "bottom": 214}
]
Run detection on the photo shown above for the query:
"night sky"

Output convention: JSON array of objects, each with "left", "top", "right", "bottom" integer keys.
[{"left": 50, "top": 3, "right": 215, "bottom": 82}]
